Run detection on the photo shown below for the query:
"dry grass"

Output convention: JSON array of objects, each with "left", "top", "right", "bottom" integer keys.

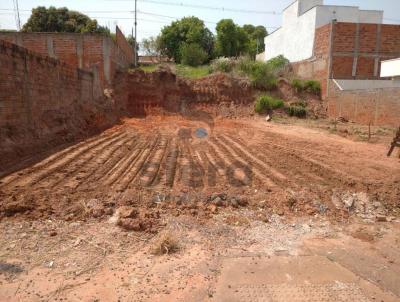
[{"left": 151, "top": 231, "right": 180, "bottom": 255}]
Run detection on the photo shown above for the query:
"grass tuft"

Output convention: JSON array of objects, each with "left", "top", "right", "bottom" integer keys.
[
  {"left": 151, "top": 231, "right": 180, "bottom": 255},
  {"left": 255, "top": 95, "right": 284, "bottom": 114}
]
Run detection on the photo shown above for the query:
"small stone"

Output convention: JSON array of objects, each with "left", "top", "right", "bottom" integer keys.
[
  {"left": 118, "top": 206, "right": 138, "bottom": 219},
  {"left": 376, "top": 215, "right": 387, "bottom": 222},
  {"left": 230, "top": 198, "right": 239, "bottom": 208},
  {"left": 49, "top": 231, "right": 57, "bottom": 237},
  {"left": 213, "top": 197, "right": 224, "bottom": 207},
  {"left": 208, "top": 204, "right": 218, "bottom": 213}
]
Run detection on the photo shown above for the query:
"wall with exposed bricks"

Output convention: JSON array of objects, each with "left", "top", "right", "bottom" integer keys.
[
  {"left": 0, "top": 26, "right": 133, "bottom": 87},
  {"left": 0, "top": 39, "right": 95, "bottom": 130},
  {"left": 330, "top": 22, "right": 400, "bottom": 80}
]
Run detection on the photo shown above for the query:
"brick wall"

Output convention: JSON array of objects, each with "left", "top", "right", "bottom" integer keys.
[
  {"left": 327, "top": 80, "right": 400, "bottom": 126},
  {"left": 330, "top": 22, "right": 400, "bottom": 80},
  {"left": 0, "top": 39, "right": 94, "bottom": 132},
  {"left": 0, "top": 29, "right": 134, "bottom": 87}
]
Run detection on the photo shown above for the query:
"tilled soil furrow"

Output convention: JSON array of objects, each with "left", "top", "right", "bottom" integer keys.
[
  {"left": 231, "top": 133, "right": 345, "bottom": 188},
  {"left": 257, "top": 140, "right": 358, "bottom": 187},
  {"left": 197, "top": 150, "right": 219, "bottom": 188},
  {"left": 223, "top": 134, "right": 323, "bottom": 185},
  {"left": 0, "top": 132, "right": 120, "bottom": 188},
  {"left": 208, "top": 138, "right": 273, "bottom": 187},
  {"left": 163, "top": 138, "right": 179, "bottom": 188},
  {"left": 177, "top": 141, "right": 196, "bottom": 188},
  {"left": 186, "top": 144, "right": 207, "bottom": 189},
  {"left": 3, "top": 131, "right": 125, "bottom": 190},
  {"left": 77, "top": 135, "right": 139, "bottom": 187},
  {"left": 139, "top": 137, "right": 169, "bottom": 187},
  {"left": 56, "top": 135, "right": 134, "bottom": 191},
  {"left": 46, "top": 134, "right": 129, "bottom": 189},
  {"left": 203, "top": 146, "right": 227, "bottom": 180},
  {"left": 103, "top": 140, "right": 146, "bottom": 186},
  {"left": 220, "top": 135, "right": 288, "bottom": 182},
  {"left": 116, "top": 135, "right": 160, "bottom": 191}
]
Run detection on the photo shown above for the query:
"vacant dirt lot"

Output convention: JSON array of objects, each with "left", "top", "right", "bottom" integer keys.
[{"left": 0, "top": 117, "right": 399, "bottom": 301}]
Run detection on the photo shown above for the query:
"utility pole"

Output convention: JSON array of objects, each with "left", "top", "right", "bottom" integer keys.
[
  {"left": 13, "top": 0, "right": 21, "bottom": 31},
  {"left": 134, "top": 0, "right": 138, "bottom": 67}
]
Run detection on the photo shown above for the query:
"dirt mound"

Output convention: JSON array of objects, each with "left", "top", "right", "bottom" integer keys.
[{"left": 113, "top": 68, "right": 255, "bottom": 118}]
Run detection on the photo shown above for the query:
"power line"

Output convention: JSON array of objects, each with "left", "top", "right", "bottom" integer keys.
[
  {"left": 0, "top": 8, "right": 280, "bottom": 29},
  {"left": 108, "top": 0, "right": 281, "bottom": 15}
]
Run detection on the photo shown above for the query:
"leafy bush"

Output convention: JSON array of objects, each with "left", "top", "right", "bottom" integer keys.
[
  {"left": 291, "top": 79, "right": 305, "bottom": 92},
  {"left": 304, "top": 80, "right": 321, "bottom": 95},
  {"left": 180, "top": 43, "right": 208, "bottom": 67},
  {"left": 266, "top": 55, "right": 289, "bottom": 71},
  {"left": 286, "top": 105, "right": 307, "bottom": 118},
  {"left": 255, "top": 95, "right": 284, "bottom": 113},
  {"left": 210, "top": 57, "right": 236, "bottom": 73},
  {"left": 238, "top": 57, "right": 277, "bottom": 90},
  {"left": 291, "top": 79, "right": 321, "bottom": 95}
]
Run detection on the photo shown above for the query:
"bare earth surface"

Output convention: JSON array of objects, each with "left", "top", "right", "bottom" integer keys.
[{"left": 0, "top": 117, "right": 399, "bottom": 301}]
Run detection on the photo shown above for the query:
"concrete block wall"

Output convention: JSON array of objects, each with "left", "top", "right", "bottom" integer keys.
[
  {"left": 327, "top": 80, "right": 400, "bottom": 126},
  {"left": 0, "top": 39, "right": 94, "bottom": 129}
]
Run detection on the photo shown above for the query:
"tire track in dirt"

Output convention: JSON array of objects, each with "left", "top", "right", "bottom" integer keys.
[{"left": 2, "top": 131, "right": 126, "bottom": 190}]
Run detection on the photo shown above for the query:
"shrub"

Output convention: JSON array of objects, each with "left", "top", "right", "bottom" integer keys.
[
  {"left": 180, "top": 43, "right": 208, "bottom": 67},
  {"left": 291, "top": 79, "right": 321, "bottom": 95},
  {"left": 266, "top": 55, "right": 289, "bottom": 71},
  {"left": 292, "top": 79, "right": 305, "bottom": 92},
  {"left": 304, "top": 80, "right": 321, "bottom": 95},
  {"left": 211, "top": 57, "right": 236, "bottom": 73},
  {"left": 255, "top": 95, "right": 284, "bottom": 113},
  {"left": 286, "top": 105, "right": 307, "bottom": 118},
  {"left": 238, "top": 57, "right": 277, "bottom": 90}
]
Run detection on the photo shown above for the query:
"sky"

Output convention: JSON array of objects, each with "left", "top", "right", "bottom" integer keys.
[{"left": 1, "top": 0, "right": 399, "bottom": 43}]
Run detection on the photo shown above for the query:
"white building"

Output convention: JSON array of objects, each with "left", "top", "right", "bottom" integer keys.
[{"left": 261, "top": 0, "right": 383, "bottom": 62}]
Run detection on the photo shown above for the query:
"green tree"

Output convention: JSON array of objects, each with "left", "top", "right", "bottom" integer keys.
[
  {"left": 22, "top": 6, "right": 110, "bottom": 34},
  {"left": 243, "top": 24, "right": 268, "bottom": 54},
  {"left": 158, "top": 16, "right": 214, "bottom": 63},
  {"left": 180, "top": 43, "right": 208, "bottom": 66},
  {"left": 141, "top": 36, "right": 161, "bottom": 56},
  {"left": 215, "top": 19, "right": 238, "bottom": 57}
]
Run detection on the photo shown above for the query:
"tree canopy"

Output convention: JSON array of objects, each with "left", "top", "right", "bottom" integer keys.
[
  {"left": 158, "top": 16, "right": 214, "bottom": 63},
  {"left": 22, "top": 6, "right": 110, "bottom": 34},
  {"left": 215, "top": 19, "right": 268, "bottom": 58}
]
